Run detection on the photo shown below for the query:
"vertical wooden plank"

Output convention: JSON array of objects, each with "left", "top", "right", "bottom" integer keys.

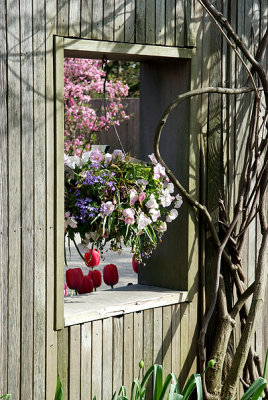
[
  {"left": 69, "top": 325, "right": 81, "bottom": 400},
  {"left": 57, "top": 328, "right": 69, "bottom": 400},
  {"left": 162, "top": 306, "right": 172, "bottom": 378},
  {"left": 92, "top": 320, "right": 103, "bottom": 400},
  {"left": 143, "top": 309, "right": 153, "bottom": 399},
  {"left": 134, "top": 312, "right": 144, "bottom": 378},
  {"left": 136, "top": 0, "right": 146, "bottom": 43},
  {"left": 171, "top": 304, "right": 181, "bottom": 377},
  {"left": 69, "top": 0, "right": 81, "bottom": 37},
  {"left": 153, "top": 308, "right": 163, "bottom": 365},
  {"left": 54, "top": 36, "right": 65, "bottom": 330},
  {"left": 103, "top": 0, "right": 114, "bottom": 41},
  {"left": 20, "top": 0, "right": 34, "bottom": 398},
  {"left": 123, "top": 313, "right": 134, "bottom": 396},
  {"left": 155, "top": 0, "right": 165, "bottom": 45},
  {"left": 145, "top": 0, "right": 155, "bottom": 44},
  {"left": 185, "top": 0, "right": 195, "bottom": 46},
  {"left": 0, "top": 0, "right": 8, "bottom": 394},
  {"left": 175, "top": 0, "right": 184, "bottom": 46},
  {"left": 57, "top": 0, "right": 69, "bottom": 35},
  {"left": 92, "top": 0, "right": 103, "bottom": 40},
  {"left": 113, "top": 317, "right": 124, "bottom": 394},
  {"left": 124, "top": 0, "right": 135, "bottom": 43},
  {"left": 46, "top": 0, "right": 58, "bottom": 397},
  {"left": 81, "top": 0, "right": 92, "bottom": 38},
  {"left": 179, "top": 303, "right": 189, "bottom": 387},
  {"left": 114, "top": 0, "right": 125, "bottom": 42},
  {"left": 103, "top": 318, "right": 113, "bottom": 400},
  {"left": 165, "top": 0, "right": 175, "bottom": 46},
  {"left": 81, "top": 323, "right": 92, "bottom": 400},
  {"left": 7, "top": 0, "right": 21, "bottom": 396},
  {"left": 33, "top": 1, "right": 47, "bottom": 397}
]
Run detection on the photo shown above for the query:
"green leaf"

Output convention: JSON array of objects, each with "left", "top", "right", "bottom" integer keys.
[
  {"left": 240, "top": 377, "right": 267, "bottom": 400},
  {"left": 181, "top": 373, "right": 202, "bottom": 400},
  {"left": 153, "top": 364, "right": 163, "bottom": 400},
  {"left": 0, "top": 396, "right": 11, "bottom": 400},
  {"left": 158, "top": 374, "right": 173, "bottom": 400},
  {"left": 263, "top": 349, "right": 268, "bottom": 379},
  {"left": 54, "top": 374, "right": 63, "bottom": 400},
  {"left": 140, "top": 365, "right": 154, "bottom": 390}
]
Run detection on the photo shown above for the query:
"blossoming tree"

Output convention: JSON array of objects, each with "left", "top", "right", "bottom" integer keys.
[{"left": 64, "top": 58, "right": 130, "bottom": 156}]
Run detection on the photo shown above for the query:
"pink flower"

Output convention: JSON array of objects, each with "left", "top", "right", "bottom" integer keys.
[
  {"left": 137, "top": 212, "right": 151, "bottom": 230},
  {"left": 89, "top": 148, "right": 104, "bottom": 163},
  {"left": 64, "top": 283, "right": 68, "bottom": 297},
  {"left": 166, "top": 209, "right": 178, "bottom": 223},
  {"left": 138, "top": 191, "right": 146, "bottom": 203},
  {"left": 123, "top": 208, "right": 135, "bottom": 224},
  {"left": 145, "top": 194, "right": 158, "bottom": 209},
  {"left": 148, "top": 153, "right": 158, "bottom": 165},
  {"left": 174, "top": 194, "right": 183, "bottom": 208},
  {"left": 154, "top": 163, "right": 166, "bottom": 180},
  {"left": 112, "top": 149, "right": 124, "bottom": 160},
  {"left": 149, "top": 208, "right": 161, "bottom": 222},
  {"left": 130, "top": 189, "right": 138, "bottom": 206}
]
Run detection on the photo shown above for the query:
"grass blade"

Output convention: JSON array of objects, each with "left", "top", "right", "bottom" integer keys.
[
  {"left": 153, "top": 364, "right": 163, "bottom": 400},
  {"left": 263, "top": 349, "right": 268, "bottom": 379},
  {"left": 240, "top": 377, "right": 267, "bottom": 400},
  {"left": 54, "top": 374, "right": 63, "bottom": 400}
]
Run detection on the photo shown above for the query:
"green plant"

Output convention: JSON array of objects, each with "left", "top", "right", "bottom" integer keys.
[
  {"left": 103, "top": 359, "right": 215, "bottom": 400},
  {"left": 0, "top": 395, "right": 11, "bottom": 399},
  {"left": 54, "top": 374, "right": 63, "bottom": 400}
]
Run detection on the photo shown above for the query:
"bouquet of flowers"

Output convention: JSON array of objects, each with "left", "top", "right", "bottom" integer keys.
[{"left": 64, "top": 148, "right": 183, "bottom": 263}]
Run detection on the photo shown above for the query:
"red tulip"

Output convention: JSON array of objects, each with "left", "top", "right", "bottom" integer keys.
[
  {"left": 88, "top": 269, "right": 102, "bottom": 289},
  {"left": 85, "top": 249, "right": 100, "bottom": 267},
  {"left": 77, "top": 275, "right": 94, "bottom": 294},
  {"left": 103, "top": 264, "right": 119, "bottom": 289},
  {"left": 66, "top": 268, "right": 83, "bottom": 290},
  {"left": 132, "top": 256, "right": 139, "bottom": 274}
]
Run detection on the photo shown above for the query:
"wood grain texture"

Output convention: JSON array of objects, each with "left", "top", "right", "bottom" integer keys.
[
  {"left": 124, "top": 0, "right": 135, "bottom": 43},
  {"left": 166, "top": 0, "right": 175, "bottom": 46},
  {"left": 45, "top": 0, "right": 58, "bottom": 398},
  {"left": 103, "top": 318, "right": 113, "bottom": 400},
  {"left": 136, "top": 0, "right": 146, "bottom": 43},
  {"left": 133, "top": 312, "right": 144, "bottom": 378},
  {"left": 81, "top": 0, "right": 92, "bottom": 38},
  {"left": 81, "top": 323, "right": 92, "bottom": 400},
  {"left": 146, "top": 0, "right": 156, "bottom": 44},
  {"left": 57, "top": 0, "right": 69, "bottom": 35},
  {"left": 103, "top": 0, "right": 114, "bottom": 41},
  {"left": 69, "top": 0, "right": 81, "bottom": 37},
  {"left": 171, "top": 305, "right": 181, "bottom": 377},
  {"left": 69, "top": 325, "right": 81, "bottom": 399},
  {"left": 7, "top": 0, "right": 21, "bottom": 396},
  {"left": 175, "top": 0, "right": 185, "bottom": 46},
  {"left": 156, "top": 0, "right": 165, "bottom": 45},
  {"left": 57, "top": 328, "right": 69, "bottom": 399},
  {"left": 144, "top": 309, "right": 153, "bottom": 399},
  {"left": 92, "top": 320, "right": 103, "bottom": 400},
  {"left": 162, "top": 306, "right": 172, "bottom": 378},
  {"left": 33, "top": 1, "right": 47, "bottom": 397},
  {"left": 92, "top": 0, "right": 103, "bottom": 39},
  {"left": 114, "top": 0, "right": 125, "bottom": 42},
  {"left": 20, "top": 0, "right": 34, "bottom": 397},
  {"left": 153, "top": 308, "right": 163, "bottom": 365},
  {"left": 113, "top": 317, "right": 124, "bottom": 394},
  {"left": 0, "top": 0, "right": 8, "bottom": 394},
  {"left": 123, "top": 313, "right": 134, "bottom": 395}
]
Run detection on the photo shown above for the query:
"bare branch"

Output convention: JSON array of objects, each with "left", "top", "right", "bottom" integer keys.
[{"left": 231, "top": 282, "right": 255, "bottom": 319}]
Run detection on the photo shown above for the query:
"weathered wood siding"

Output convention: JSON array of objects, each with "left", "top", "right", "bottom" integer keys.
[
  {"left": 57, "top": 305, "right": 196, "bottom": 400},
  {"left": 0, "top": 1, "right": 267, "bottom": 399}
]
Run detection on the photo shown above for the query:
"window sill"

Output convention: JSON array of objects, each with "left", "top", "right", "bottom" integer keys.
[{"left": 64, "top": 284, "right": 188, "bottom": 327}]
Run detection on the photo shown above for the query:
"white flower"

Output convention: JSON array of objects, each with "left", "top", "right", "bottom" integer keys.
[
  {"left": 112, "top": 149, "right": 124, "bottom": 160},
  {"left": 137, "top": 179, "right": 148, "bottom": 186},
  {"left": 102, "top": 201, "right": 115, "bottom": 216},
  {"left": 154, "top": 163, "right": 166, "bottom": 180},
  {"left": 149, "top": 208, "right": 161, "bottom": 222},
  {"left": 148, "top": 153, "right": 158, "bottom": 165},
  {"left": 64, "top": 214, "right": 78, "bottom": 230},
  {"left": 165, "top": 183, "right": 174, "bottom": 193},
  {"left": 166, "top": 209, "right": 178, "bottom": 223},
  {"left": 155, "top": 221, "right": 167, "bottom": 232},
  {"left": 123, "top": 208, "right": 135, "bottom": 224},
  {"left": 145, "top": 194, "right": 159, "bottom": 209},
  {"left": 64, "top": 155, "right": 81, "bottom": 169},
  {"left": 130, "top": 189, "right": 138, "bottom": 206},
  {"left": 174, "top": 194, "right": 183, "bottom": 209},
  {"left": 137, "top": 212, "right": 151, "bottom": 230},
  {"left": 104, "top": 153, "right": 113, "bottom": 167},
  {"left": 160, "top": 189, "right": 173, "bottom": 207},
  {"left": 77, "top": 242, "right": 89, "bottom": 253},
  {"left": 81, "top": 151, "right": 91, "bottom": 165}
]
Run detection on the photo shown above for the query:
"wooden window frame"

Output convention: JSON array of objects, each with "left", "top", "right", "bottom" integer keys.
[{"left": 54, "top": 36, "right": 196, "bottom": 330}]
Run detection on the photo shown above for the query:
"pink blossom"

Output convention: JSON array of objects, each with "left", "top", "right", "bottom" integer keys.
[
  {"left": 137, "top": 212, "right": 151, "bottom": 230},
  {"left": 130, "top": 189, "right": 138, "bottom": 206},
  {"left": 104, "top": 153, "right": 113, "bottom": 167},
  {"left": 166, "top": 209, "right": 178, "bottom": 223},
  {"left": 89, "top": 148, "right": 104, "bottom": 163},
  {"left": 174, "top": 194, "right": 183, "bottom": 209},
  {"left": 145, "top": 194, "right": 159, "bottom": 209},
  {"left": 123, "top": 208, "right": 135, "bottom": 225},
  {"left": 149, "top": 208, "right": 161, "bottom": 222},
  {"left": 153, "top": 163, "right": 166, "bottom": 180},
  {"left": 148, "top": 153, "right": 158, "bottom": 165},
  {"left": 138, "top": 191, "right": 146, "bottom": 203}
]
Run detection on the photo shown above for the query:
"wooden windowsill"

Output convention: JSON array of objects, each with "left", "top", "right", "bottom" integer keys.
[{"left": 64, "top": 284, "right": 188, "bottom": 327}]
